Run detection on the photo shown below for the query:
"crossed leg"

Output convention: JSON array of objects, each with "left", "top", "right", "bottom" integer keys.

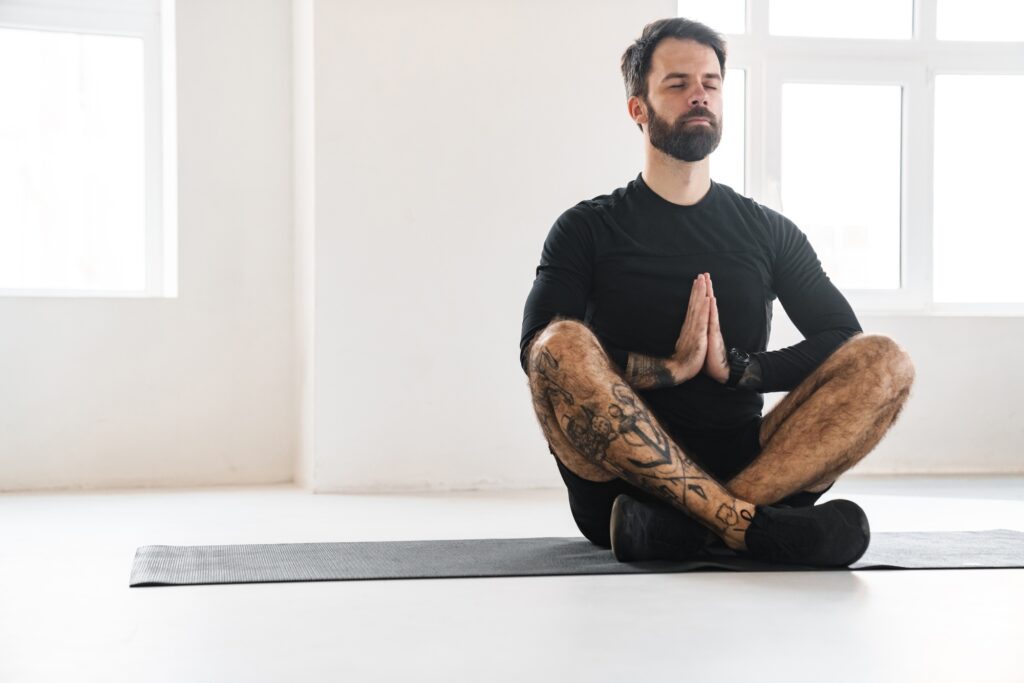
[
  {"left": 727, "top": 331, "right": 916, "bottom": 504},
  {"left": 527, "top": 319, "right": 757, "bottom": 549},
  {"left": 527, "top": 319, "right": 915, "bottom": 550}
]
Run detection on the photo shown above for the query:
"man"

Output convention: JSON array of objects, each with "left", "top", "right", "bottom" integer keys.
[{"left": 519, "top": 18, "right": 915, "bottom": 566}]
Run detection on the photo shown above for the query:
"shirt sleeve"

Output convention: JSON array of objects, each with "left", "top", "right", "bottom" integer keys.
[
  {"left": 519, "top": 206, "right": 629, "bottom": 375},
  {"left": 749, "top": 211, "right": 863, "bottom": 393}
]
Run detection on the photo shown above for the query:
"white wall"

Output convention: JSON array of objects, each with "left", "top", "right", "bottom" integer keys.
[
  {"left": 293, "top": 0, "right": 315, "bottom": 490},
  {"left": 0, "top": 0, "right": 294, "bottom": 491},
  {"left": 303, "top": 0, "right": 666, "bottom": 492}
]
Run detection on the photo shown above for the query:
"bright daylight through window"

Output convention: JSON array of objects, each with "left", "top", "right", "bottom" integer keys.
[
  {"left": 676, "top": 0, "right": 1024, "bottom": 310},
  {"left": 0, "top": 26, "right": 146, "bottom": 293}
]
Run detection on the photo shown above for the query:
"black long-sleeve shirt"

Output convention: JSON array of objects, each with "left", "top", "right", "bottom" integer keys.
[{"left": 520, "top": 172, "right": 862, "bottom": 433}]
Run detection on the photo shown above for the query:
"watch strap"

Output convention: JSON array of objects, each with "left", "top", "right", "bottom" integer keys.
[{"left": 725, "top": 348, "right": 750, "bottom": 389}]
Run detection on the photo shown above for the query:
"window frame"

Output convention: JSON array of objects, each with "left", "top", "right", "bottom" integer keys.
[
  {"left": 706, "top": 0, "right": 1024, "bottom": 316},
  {"left": 0, "top": 0, "right": 175, "bottom": 298}
]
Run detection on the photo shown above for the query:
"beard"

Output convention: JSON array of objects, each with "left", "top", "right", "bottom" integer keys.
[{"left": 646, "top": 99, "right": 722, "bottom": 162}]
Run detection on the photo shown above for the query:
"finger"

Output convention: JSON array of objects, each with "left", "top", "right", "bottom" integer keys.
[
  {"left": 688, "top": 275, "right": 704, "bottom": 309},
  {"left": 686, "top": 283, "right": 710, "bottom": 330},
  {"left": 710, "top": 295, "right": 719, "bottom": 330},
  {"left": 705, "top": 273, "right": 714, "bottom": 298},
  {"left": 685, "top": 289, "right": 704, "bottom": 328}
]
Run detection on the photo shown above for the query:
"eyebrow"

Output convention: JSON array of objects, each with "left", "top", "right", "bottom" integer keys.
[{"left": 662, "top": 72, "right": 722, "bottom": 82}]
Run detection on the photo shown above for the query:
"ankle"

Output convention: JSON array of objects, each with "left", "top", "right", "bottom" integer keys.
[
  {"left": 723, "top": 530, "right": 747, "bottom": 552},
  {"left": 719, "top": 501, "right": 757, "bottom": 551}
]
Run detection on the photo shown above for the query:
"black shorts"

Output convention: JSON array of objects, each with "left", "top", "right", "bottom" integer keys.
[{"left": 551, "top": 416, "right": 834, "bottom": 548}]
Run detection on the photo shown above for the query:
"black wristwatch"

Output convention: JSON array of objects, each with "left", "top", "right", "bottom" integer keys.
[{"left": 725, "top": 347, "right": 752, "bottom": 389}]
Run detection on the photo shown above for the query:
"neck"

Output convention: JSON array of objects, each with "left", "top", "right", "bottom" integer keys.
[{"left": 641, "top": 148, "right": 711, "bottom": 206}]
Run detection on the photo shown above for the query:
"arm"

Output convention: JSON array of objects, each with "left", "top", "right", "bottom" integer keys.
[
  {"left": 520, "top": 208, "right": 593, "bottom": 374},
  {"left": 752, "top": 213, "right": 863, "bottom": 392},
  {"left": 623, "top": 352, "right": 685, "bottom": 390},
  {"left": 523, "top": 335, "right": 684, "bottom": 389}
]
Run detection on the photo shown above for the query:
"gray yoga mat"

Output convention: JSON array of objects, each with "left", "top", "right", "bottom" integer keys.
[{"left": 129, "top": 529, "right": 1024, "bottom": 587}]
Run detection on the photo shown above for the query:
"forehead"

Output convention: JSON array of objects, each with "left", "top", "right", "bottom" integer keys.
[{"left": 649, "top": 38, "right": 721, "bottom": 81}]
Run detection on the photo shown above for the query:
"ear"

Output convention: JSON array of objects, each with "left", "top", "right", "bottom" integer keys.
[{"left": 626, "top": 96, "right": 648, "bottom": 127}]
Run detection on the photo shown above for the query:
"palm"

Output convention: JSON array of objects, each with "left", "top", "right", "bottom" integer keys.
[
  {"left": 705, "top": 321, "right": 727, "bottom": 380},
  {"left": 702, "top": 274, "right": 730, "bottom": 383}
]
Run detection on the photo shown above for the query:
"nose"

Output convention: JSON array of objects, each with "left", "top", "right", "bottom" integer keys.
[{"left": 690, "top": 84, "right": 709, "bottom": 106}]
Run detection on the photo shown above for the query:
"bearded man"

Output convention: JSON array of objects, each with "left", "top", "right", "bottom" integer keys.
[{"left": 520, "top": 17, "right": 915, "bottom": 566}]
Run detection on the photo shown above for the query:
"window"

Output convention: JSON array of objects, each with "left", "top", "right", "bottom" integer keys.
[
  {"left": 711, "top": 68, "right": 745, "bottom": 194},
  {"left": 933, "top": 75, "right": 1024, "bottom": 303},
  {"left": 676, "top": 0, "right": 1024, "bottom": 314},
  {"left": 780, "top": 83, "right": 902, "bottom": 290},
  {"left": 769, "top": 0, "right": 913, "bottom": 40},
  {"left": 0, "top": 0, "right": 174, "bottom": 298},
  {"left": 676, "top": 0, "right": 746, "bottom": 35},
  {"left": 936, "top": 0, "right": 1024, "bottom": 41}
]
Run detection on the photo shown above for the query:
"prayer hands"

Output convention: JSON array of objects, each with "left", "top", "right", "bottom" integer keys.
[
  {"left": 700, "top": 273, "right": 730, "bottom": 384},
  {"left": 670, "top": 274, "right": 711, "bottom": 382},
  {"left": 671, "top": 273, "right": 730, "bottom": 384}
]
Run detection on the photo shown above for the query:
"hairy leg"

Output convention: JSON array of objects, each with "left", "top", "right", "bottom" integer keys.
[
  {"left": 527, "top": 319, "right": 756, "bottom": 550},
  {"left": 727, "top": 333, "right": 916, "bottom": 505}
]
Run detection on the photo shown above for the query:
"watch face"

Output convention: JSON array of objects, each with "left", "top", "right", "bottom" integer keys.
[{"left": 729, "top": 348, "right": 750, "bottom": 363}]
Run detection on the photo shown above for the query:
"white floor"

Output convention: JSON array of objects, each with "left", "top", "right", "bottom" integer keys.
[{"left": 1, "top": 476, "right": 1023, "bottom": 683}]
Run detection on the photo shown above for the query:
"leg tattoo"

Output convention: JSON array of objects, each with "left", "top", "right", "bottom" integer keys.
[{"left": 527, "top": 336, "right": 755, "bottom": 545}]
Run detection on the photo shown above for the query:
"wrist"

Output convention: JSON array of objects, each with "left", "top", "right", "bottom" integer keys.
[
  {"left": 725, "top": 347, "right": 751, "bottom": 389},
  {"left": 625, "top": 352, "right": 684, "bottom": 390},
  {"left": 668, "top": 357, "right": 692, "bottom": 385},
  {"left": 715, "top": 356, "right": 730, "bottom": 384}
]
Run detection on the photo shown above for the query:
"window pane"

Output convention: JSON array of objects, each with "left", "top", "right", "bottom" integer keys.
[
  {"left": 0, "top": 27, "right": 145, "bottom": 292},
  {"left": 770, "top": 0, "right": 913, "bottom": 39},
  {"left": 934, "top": 75, "right": 1024, "bottom": 303},
  {"left": 711, "top": 68, "right": 745, "bottom": 195},
  {"left": 937, "top": 0, "right": 1024, "bottom": 41},
  {"left": 677, "top": 0, "right": 745, "bottom": 35},
  {"left": 780, "top": 83, "right": 902, "bottom": 290}
]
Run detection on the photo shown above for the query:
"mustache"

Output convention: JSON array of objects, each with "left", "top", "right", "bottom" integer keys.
[{"left": 681, "top": 109, "right": 715, "bottom": 124}]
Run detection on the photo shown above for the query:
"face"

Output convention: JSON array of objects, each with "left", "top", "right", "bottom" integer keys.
[{"left": 635, "top": 38, "right": 724, "bottom": 162}]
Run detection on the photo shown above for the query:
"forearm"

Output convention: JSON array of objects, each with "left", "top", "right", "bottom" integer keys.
[
  {"left": 623, "top": 352, "right": 684, "bottom": 390},
  {"left": 625, "top": 351, "right": 763, "bottom": 391},
  {"left": 749, "top": 328, "right": 859, "bottom": 392}
]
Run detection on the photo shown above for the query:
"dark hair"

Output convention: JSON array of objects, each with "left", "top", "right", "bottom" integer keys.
[{"left": 620, "top": 18, "right": 728, "bottom": 132}]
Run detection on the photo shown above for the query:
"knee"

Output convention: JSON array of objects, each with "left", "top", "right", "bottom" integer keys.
[
  {"left": 527, "top": 318, "right": 601, "bottom": 370},
  {"left": 843, "top": 334, "right": 916, "bottom": 395}
]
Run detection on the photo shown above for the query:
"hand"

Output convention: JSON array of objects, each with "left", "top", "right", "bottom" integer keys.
[
  {"left": 670, "top": 274, "right": 710, "bottom": 383},
  {"left": 702, "top": 273, "right": 730, "bottom": 384}
]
